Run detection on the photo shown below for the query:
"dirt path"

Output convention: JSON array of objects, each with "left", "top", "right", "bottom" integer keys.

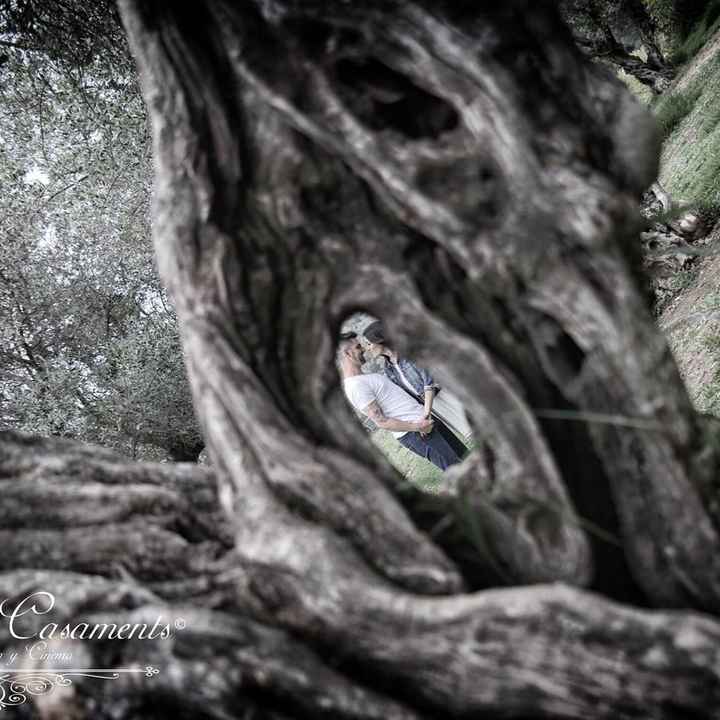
[{"left": 658, "top": 223, "right": 720, "bottom": 410}]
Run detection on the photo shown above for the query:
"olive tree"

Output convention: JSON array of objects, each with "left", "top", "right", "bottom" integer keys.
[
  {"left": 2, "top": 1, "right": 720, "bottom": 718},
  {"left": 0, "top": 34, "right": 203, "bottom": 460}
]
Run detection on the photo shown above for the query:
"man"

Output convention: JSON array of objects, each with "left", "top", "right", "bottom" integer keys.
[
  {"left": 339, "top": 331, "right": 462, "bottom": 471},
  {"left": 362, "top": 320, "right": 471, "bottom": 459}
]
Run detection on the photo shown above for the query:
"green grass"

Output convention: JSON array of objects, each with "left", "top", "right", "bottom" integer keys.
[
  {"left": 654, "top": 2, "right": 720, "bottom": 207},
  {"left": 665, "top": 111, "right": 720, "bottom": 210},
  {"left": 654, "top": 265, "right": 702, "bottom": 316},
  {"left": 370, "top": 428, "right": 470, "bottom": 491},
  {"left": 694, "top": 158, "right": 720, "bottom": 210},
  {"left": 653, "top": 86, "right": 702, "bottom": 138},
  {"left": 699, "top": 331, "right": 720, "bottom": 415},
  {"left": 659, "top": 51, "right": 720, "bottom": 214},
  {"left": 672, "top": 0, "right": 720, "bottom": 66},
  {"left": 670, "top": 265, "right": 701, "bottom": 292}
]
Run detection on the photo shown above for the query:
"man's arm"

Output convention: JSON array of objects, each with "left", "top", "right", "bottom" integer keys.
[
  {"left": 416, "top": 362, "right": 439, "bottom": 417},
  {"left": 363, "top": 401, "right": 433, "bottom": 433},
  {"left": 423, "top": 388, "right": 435, "bottom": 418}
]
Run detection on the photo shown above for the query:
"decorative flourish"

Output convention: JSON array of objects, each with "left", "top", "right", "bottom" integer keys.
[{"left": 0, "top": 668, "right": 159, "bottom": 710}]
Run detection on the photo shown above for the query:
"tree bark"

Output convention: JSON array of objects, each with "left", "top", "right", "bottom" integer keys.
[
  {"left": 602, "top": 47, "right": 674, "bottom": 93},
  {"left": 2, "top": 430, "right": 720, "bottom": 719},
  {"left": 3, "top": 0, "right": 720, "bottom": 717},
  {"left": 121, "top": 0, "right": 720, "bottom": 606}
]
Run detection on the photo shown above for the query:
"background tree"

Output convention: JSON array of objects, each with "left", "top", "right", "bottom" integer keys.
[
  {"left": 644, "top": 0, "right": 713, "bottom": 38},
  {"left": 0, "top": 8, "right": 203, "bottom": 460},
  {"left": 1, "top": 1, "right": 720, "bottom": 719},
  {"left": 0, "top": 0, "right": 129, "bottom": 72},
  {"left": 560, "top": 0, "right": 676, "bottom": 92}
]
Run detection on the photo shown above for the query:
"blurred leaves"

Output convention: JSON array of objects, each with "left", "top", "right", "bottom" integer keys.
[{"left": 0, "top": 26, "right": 203, "bottom": 460}]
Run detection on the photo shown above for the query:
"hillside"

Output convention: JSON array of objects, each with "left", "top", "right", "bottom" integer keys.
[{"left": 657, "top": 26, "right": 720, "bottom": 415}]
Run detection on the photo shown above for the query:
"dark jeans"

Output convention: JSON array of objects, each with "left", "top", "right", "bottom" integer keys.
[
  {"left": 395, "top": 385, "right": 468, "bottom": 462},
  {"left": 398, "top": 426, "right": 463, "bottom": 470},
  {"left": 432, "top": 417, "right": 469, "bottom": 460}
]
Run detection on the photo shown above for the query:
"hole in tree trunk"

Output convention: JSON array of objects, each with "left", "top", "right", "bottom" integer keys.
[
  {"left": 332, "top": 57, "right": 459, "bottom": 139},
  {"left": 338, "top": 313, "right": 473, "bottom": 490}
]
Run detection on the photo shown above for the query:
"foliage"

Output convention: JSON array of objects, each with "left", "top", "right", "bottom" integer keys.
[
  {"left": 560, "top": 0, "right": 675, "bottom": 93},
  {"left": 0, "top": 44, "right": 202, "bottom": 459},
  {"left": 643, "top": 0, "right": 677, "bottom": 31},
  {"left": 0, "top": 0, "right": 130, "bottom": 74},
  {"left": 699, "top": 330, "right": 720, "bottom": 416},
  {"left": 561, "top": 0, "right": 660, "bottom": 55},
  {"left": 643, "top": 0, "right": 714, "bottom": 45},
  {"left": 671, "top": 0, "right": 720, "bottom": 64},
  {"left": 654, "top": 265, "right": 702, "bottom": 315}
]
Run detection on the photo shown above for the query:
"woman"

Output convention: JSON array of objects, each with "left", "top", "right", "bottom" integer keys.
[{"left": 362, "top": 321, "right": 472, "bottom": 458}]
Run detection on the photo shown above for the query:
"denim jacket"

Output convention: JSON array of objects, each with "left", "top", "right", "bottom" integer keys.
[{"left": 384, "top": 356, "right": 440, "bottom": 401}]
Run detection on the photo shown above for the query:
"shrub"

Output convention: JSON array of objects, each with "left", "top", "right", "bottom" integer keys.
[{"left": 653, "top": 87, "right": 701, "bottom": 137}]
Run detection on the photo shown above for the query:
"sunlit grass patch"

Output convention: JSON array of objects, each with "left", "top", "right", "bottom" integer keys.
[
  {"left": 370, "top": 428, "right": 444, "bottom": 491},
  {"left": 660, "top": 55, "right": 720, "bottom": 216},
  {"left": 370, "top": 427, "right": 472, "bottom": 492}
]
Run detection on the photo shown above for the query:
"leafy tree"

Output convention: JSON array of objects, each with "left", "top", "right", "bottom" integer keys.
[
  {"left": 0, "top": 0, "right": 129, "bottom": 72},
  {"left": 560, "top": 0, "right": 676, "bottom": 92},
  {"left": 0, "top": 24, "right": 202, "bottom": 459},
  {"left": 644, "top": 0, "right": 712, "bottom": 37}
]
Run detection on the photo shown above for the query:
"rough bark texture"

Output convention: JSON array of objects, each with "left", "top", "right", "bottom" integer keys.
[
  {"left": 3, "top": 1, "right": 720, "bottom": 718},
  {"left": 2, "top": 431, "right": 720, "bottom": 719}
]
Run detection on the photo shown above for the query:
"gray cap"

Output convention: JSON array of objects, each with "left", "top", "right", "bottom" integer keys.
[{"left": 363, "top": 321, "right": 386, "bottom": 344}]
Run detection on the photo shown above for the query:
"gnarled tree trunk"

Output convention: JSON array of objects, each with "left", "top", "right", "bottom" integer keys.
[{"left": 2, "top": 1, "right": 720, "bottom": 718}]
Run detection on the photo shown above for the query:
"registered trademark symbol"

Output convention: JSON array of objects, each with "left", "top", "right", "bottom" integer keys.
[{"left": 174, "top": 617, "right": 186, "bottom": 630}]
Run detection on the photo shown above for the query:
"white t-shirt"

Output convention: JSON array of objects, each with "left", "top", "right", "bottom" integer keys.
[{"left": 343, "top": 373, "right": 425, "bottom": 438}]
